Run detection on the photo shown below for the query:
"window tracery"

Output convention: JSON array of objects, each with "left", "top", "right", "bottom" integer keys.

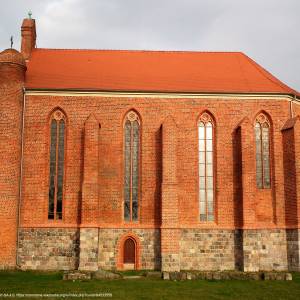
[
  {"left": 198, "top": 112, "right": 215, "bottom": 221},
  {"left": 124, "top": 111, "right": 140, "bottom": 221},
  {"left": 255, "top": 113, "right": 271, "bottom": 189},
  {"left": 48, "top": 109, "right": 66, "bottom": 220}
]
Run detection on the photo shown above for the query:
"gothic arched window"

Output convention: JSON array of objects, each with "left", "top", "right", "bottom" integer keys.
[
  {"left": 48, "top": 109, "right": 66, "bottom": 220},
  {"left": 198, "top": 112, "right": 215, "bottom": 221},
  {"left": 124, "top": 111, "right": 140, "bottom": 222},
  {"left": 255, "top": 113, "right": 271, "bottom": 189}
]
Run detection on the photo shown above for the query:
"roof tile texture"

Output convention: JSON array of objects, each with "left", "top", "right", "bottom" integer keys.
[{"left": 25, "top": 49, "right": 299, "bottom": 95}]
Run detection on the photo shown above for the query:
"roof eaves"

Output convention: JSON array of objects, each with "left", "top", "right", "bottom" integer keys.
[{"left": 23, "top": 86, "right": 299, "bottom": 97}]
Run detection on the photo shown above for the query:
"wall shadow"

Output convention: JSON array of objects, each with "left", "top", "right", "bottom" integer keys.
[
  {"left": 77, "top": 128, "right": 85, "bottom": 225},
  {"left": 154, "top": 126, "right": 162, "bottom": 270},
  {"left": 282, "top": 127, "right": 299, "bottom": 271},
  {"left": 232, "top": 126, "right": 244, "bottom": 271}
]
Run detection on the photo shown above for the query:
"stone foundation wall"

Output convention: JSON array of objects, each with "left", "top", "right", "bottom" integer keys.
[
  {"left": 286, "top": 229, "right": 300, "bottom": 271},
  {"left": 18, "top": 227, "right": 295, "bottom": 272},
  {"left": 243, "top": 229, "right": 288, "bottom": 271},
  {"left": 79, "top": 228, "right": 99, "bottom": 271},
  {"left": 180, "top": 229, "right": 289, "bottom": 272},
  {"left": 98, "top": 229, "right": 161, "bottom": 270},
  {"left": 180, "top": 229, "right": 239, "bottom": 271},
  {"left": 161, "top": 253, "right": 180, "bottom": 272},
  {"left": 18, "top": 228, "right": 79, "bottom": 270}
]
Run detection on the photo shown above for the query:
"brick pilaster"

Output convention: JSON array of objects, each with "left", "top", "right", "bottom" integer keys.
[
  {"left": 284, "top": 117, "right": 300, "bottom": 271},
  {"left": 239, "top": 117, "right": 256, "bottom": 228},
  {"left": 81, "top": 113, "right": 100, "bottom": 225},
  {"left": 238, "top": 117, "right": 259, "bottom": 271},
  {"left": 79, "top": 114, "right": 100, "bottom": 271},
  {"left": 293, "top": 119, "right": 300, "bottom": 226},
  {"left": 161, "top": 116, "right": 180, "bottom": 272}
]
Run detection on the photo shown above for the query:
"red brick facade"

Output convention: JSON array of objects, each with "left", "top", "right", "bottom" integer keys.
[
  {"left": 0, "top": 18, "right": 300, "bottom": 271},
  {"left": 0, "top": 50, "right": 26, "bottom": 268}
]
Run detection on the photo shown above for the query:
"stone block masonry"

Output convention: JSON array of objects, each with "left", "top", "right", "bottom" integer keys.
[
  {"left": 79, "top": 228, "right": 99, "bottom": 271},
  {"left": 18, "top": 228, "right": 160, "bottom": 271},
  {"left": 180, "top": 229, "right": 237, "bottom": 271},
  {"left": 243, "top": 229, "right": 288, "bottom": 272},
  {"left": 98, "top": 229, "right": 161, "bottom": 270},
  {"left": 16, "top": 228, "right": 295, "bottom": 272},
  {"left": 18, "top": 228, "right": 79, "bottom": 270},
  {"left": 180, "top": 229, "right": 289, "bottom": 272},
  {"left": 284, "top": 229, "right": 300, "bottom": 271}
]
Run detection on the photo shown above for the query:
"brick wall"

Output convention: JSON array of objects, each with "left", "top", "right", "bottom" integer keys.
[
  {"left": 161, "top": 116, "right": 180, "bottom": 271},
  {"left": 0, "top": 54, "right": 25, "bottom": 268},
  {"left": 2, "top": 84, "right": 300, "bottom": 270},
  {"left": 20, "top": 95, "right": 292, "bottom": 229},
  {"left": 282, "top": 126, "right": 297, "bottom": 226},
  {"left": 293, "top": 103, "right": 300, "bottom": 117}
]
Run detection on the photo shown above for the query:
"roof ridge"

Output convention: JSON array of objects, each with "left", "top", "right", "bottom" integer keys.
[
  {"left": 241, "top": 53, "right": 299, "bottom": 95},
  {"left": 33, "top": 48, "right": 244, "bottom": 54}
]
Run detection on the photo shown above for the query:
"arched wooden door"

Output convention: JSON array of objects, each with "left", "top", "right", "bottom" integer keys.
[{"left": 124, "top": 238, "right": 136, "bottom": 269}]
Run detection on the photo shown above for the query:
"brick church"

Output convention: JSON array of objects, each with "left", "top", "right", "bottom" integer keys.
[{"left": 1, "top": 17, "right": 300, "bottom": 272}]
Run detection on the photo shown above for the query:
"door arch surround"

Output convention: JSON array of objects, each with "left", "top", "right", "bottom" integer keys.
[{"left": 117, "top": 232, "right": 141, "bottom": 270}]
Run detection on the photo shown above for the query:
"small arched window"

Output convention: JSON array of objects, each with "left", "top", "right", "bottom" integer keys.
[
  {"left": 198, "top": 112, "right": 215, "bottom": 221},
  {"left": 48, "top": 109, "right": 66, "bottom": 220},
  {"left": 124, "top": 111, "right": 140, "bottom": 222},
  {"left": 255, "top": 113, "right": 271, "bottom": 189}
]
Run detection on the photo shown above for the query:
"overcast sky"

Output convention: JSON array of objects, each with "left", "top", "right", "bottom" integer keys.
[{"left": 1, "top": 0, "right": 299, "bottom": 91}]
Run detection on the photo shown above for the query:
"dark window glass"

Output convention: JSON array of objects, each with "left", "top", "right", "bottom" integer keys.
[
  {"left": 56, "top": 120, "right": 65, "bottom": 220},
  {"left": 132, "top": 121, "right": 139, "bottom": 221},
  {"left": 124, "top": 120, "right": 131, "bottom": 221},
  {"left": 255, "top": 116, "right": 271, "bottom": 189},
  {"left": 48, "top": 111, "right": 66, "bottom": 220},
  {"left": 262, "top": 124, "right": 270, "bottom": 188},
  {"left": 124, "top": 112, "right": 140, "bottom": 222},
  {"left": 48, "top": 119, "right": 57, "bottom": 219},
  {"left": 255, "top": 123, "right": 263, "bottom": 188}
]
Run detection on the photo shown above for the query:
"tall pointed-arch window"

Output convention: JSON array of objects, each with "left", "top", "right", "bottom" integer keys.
[
  {"left": 198, "top": 112, "right": 215, "bottom": 221},
  {"left": 124, "top": 111, "right": 140, "bottom": 222},
  {"left": 255, "top": 113, "right": 271, "bottom": 189},
  {"left": 48, "top": 109, "right": 66, "bottom": 220}
]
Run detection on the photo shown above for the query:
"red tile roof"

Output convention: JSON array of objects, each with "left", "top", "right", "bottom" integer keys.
[{"left": 25, "top": 48, "right": 299, "bottom": 95}]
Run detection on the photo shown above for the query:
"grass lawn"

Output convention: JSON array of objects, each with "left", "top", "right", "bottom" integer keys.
[{"left": 0, "top": 270, "right": 300, "bottom": 300}]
